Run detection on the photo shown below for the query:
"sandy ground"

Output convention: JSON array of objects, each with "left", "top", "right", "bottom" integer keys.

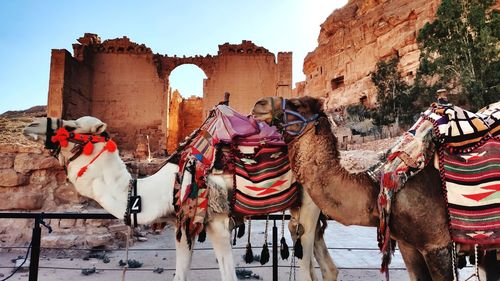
[{"left": 0, "top": 220, "right": 476, "bottom": 281}]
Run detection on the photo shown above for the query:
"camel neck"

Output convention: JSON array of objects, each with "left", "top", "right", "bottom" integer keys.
[
  {"left": 66, "top": 147, "right": 177, "bottom": 224},
  {"left": 289, "top": 124, "right": 379, "bottom": 227}
]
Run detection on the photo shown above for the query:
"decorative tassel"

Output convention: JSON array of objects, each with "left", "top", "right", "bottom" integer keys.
[
  {"left": 232, "top": 228, "right": 237, "bottom": 246},
  {"left": 244, "top": 218, "right": 253, "bottom": 263},
  {"left": 280, "top": 212, "right": 289, "bottom": 260},
  {"left": 457, "top": 256, "right": 466, "bottom": 269},
  {"left": 77, "top": 166, "right": 88, "bottom": 177},
  {"left": 294, "top": 237, "right": 303, "bottom": 259},
  {"left": 105, "top": 140, "right": 117, "bottom": 152},
  {"left": 244, "top": 243, "right": 254, "bottom": 263},
  {"left": 237, "top": 223, "right": 245, "bottom": 238},
  {"left": 260, "top": 243, "right": 269, "bottom": 265},
  {"left": 197, "top": 228, "right": 206, "bottom": 243},
  {"left": 260, "top": 215, "right": 270, "bottom": 265},
  {"left": 280, "top": 237, "right": 289, "bottom": 260},
  {"left": 83, "top": 142, "right": 94, "bottom": 155}
]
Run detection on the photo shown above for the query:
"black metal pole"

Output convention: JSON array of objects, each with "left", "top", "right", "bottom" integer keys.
[
  {"left": 272, "top": 219, "right": 278, "bottom": 281},
  {"left": 29, "top": 215, "right": 41, "bottom": 281}
]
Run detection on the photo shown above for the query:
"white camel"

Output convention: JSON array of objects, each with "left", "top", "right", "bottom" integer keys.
[{"left": 23, "top": 116, "right": 338, "bottom": 281}]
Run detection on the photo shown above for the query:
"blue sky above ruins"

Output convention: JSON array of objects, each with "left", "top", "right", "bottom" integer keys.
[{"left": 0, "top": 0, "right": 347, "bottom": 114}]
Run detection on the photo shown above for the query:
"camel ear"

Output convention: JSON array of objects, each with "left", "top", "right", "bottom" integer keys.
[{"left": 92, "top": 122, "right": 107, "bottom": 134}]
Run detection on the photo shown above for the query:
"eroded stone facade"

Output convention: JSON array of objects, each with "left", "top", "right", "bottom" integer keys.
[
  {"left": 299, "top": 0, "right": 440, "bottom": 111},
  {"left": 48, "top": 34, "right": 293, "bottom": 154}
]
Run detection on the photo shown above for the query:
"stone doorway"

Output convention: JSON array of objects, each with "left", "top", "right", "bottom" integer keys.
[{"left": 166, "top": 64, "right": 207, "bottom": 153}]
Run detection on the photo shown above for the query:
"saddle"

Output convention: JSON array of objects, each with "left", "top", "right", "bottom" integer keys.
[
  {"left": 174, "top": 105, "right": 299, "bottom": 238},
  {"left": 374, "top": 101, "right": 500, "bottom": 271}
]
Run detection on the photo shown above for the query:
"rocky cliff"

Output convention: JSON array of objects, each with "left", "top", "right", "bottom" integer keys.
[{"left": 301, "top": 0, "right": 440, "bottom": 110}]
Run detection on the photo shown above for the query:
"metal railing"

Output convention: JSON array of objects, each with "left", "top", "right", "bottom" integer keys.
[{"left": 0, "top": 212, "right": 290, "bottom": 281}]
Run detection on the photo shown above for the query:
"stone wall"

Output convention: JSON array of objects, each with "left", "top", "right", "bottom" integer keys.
[
  {"left": 166, "top": 90, "right": 183, "bottom": 153},
  {"left": 300, "top": 0, "right": 440, "bottom": 110},
  {"left": 201, "top": 43, "right": 294, "bottom": 117},
  {"left": 48, "top": 34, "right": 293, "bottom": 155},
  {"left": 47, "top": 50, "right": 92, "bottom": 119},
  {"left": 165, "top": 91, "right": 204, "bottom": 154},
  {"left": 179, "top": 97, "right": 204, "bottom": 145},
  {"left": 0, "top": 143, "right": 123, "bottom": 248}
]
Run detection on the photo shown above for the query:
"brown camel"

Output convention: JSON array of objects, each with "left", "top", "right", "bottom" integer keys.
[{"left": 251, "top": 96, "right": 500, "bottom": 281}]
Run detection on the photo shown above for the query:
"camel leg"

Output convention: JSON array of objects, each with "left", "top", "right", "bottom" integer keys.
[
  {"left": 174, "top": 226, "right": 195, "bottom": 281},
  {"left": 206, "top": 216, "right": 237, "bottom": 281},
  {"left": 398, "top": 240, "right": 432, "bottom": 281},
  {"left": 421, "top": 244, "right": 454, "bottom": 281},
  {"left": 291, "top": 192, "right": 321, "bottom": 281},
  {"left": 313, "top": 218, "right": 338, "bottom": 281}
]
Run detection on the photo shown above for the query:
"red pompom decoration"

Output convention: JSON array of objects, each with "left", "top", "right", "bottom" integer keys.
[
  {"left": 51, "top": 128, "right": 70, "bottom": 147},
  {"left": 83, "top": 142, "right": 94, "bottom": 155},
  {"left": 105, "top": 140, "right": 117, "bottom": 152}
]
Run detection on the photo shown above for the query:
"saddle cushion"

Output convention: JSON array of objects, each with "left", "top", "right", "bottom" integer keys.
[{"left": 430, "top": 102, "right": 499, "bottom": 150}]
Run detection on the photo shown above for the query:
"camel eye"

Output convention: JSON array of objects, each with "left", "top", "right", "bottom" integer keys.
[{"left": 28, "top": 123, "right": 39, "bottom": 127}]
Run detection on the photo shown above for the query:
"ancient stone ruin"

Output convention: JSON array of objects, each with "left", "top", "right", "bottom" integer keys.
[{"left": 48, "top": 34, "right": 294, "bottom": 154}]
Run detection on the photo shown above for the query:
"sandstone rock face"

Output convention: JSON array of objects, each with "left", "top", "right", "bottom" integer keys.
[{"left": 301, "top": 0, "right": 440, "bottom": 110}]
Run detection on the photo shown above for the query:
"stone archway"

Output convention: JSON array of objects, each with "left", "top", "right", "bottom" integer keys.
[{"left": 48, "top": 34, "right": 293, "bottom": 155}]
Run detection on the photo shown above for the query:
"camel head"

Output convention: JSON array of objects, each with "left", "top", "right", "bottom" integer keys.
[
  {"left": 23, "top": 116, "right": 107, "bottom": 143},
  {"left": 23, "top": 116, "right": 110, "bottom": 168},
  {"left": 252, "top": 96, "right": 326, "bottom": 137},
  {"left": 23, "top": 117, "right": 76, "bottom": 143}
]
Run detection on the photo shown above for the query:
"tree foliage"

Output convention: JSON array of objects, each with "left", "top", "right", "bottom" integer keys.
[
  {"left": 370, "top": 0, "right": 498, "bottom": 127},
  {"left": 370, "top": 57, "right": 415, "bottom": 126},
  {"left": 417, "top": 0, "right": 499, "bottom": 110}
]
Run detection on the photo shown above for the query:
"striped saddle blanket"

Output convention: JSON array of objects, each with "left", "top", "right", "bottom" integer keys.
[
  {"left": 429, "top": 102, "right": 500, "bottom": 244},
  {"left": 443, "top": 138, "right": 500, "bottom": 244},
  {"left": 232, "top": 145, "right": 300, "bottom": 216}
]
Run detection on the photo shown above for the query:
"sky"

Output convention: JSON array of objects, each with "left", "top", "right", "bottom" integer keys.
[{"left": 0, "top": 0, "right": 348, "bottom": 114}]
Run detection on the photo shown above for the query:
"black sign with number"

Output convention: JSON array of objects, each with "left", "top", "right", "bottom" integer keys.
[{"left": 129, "top": 196, "right": 142, "bottom": 213}]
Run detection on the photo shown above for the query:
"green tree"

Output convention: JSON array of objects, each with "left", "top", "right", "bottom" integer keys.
[
  {"left": 371, "top": 56, "right": 416, "bottom": 126},
  {"left": 417, "top": 0, "right": 499, "bottom": 110}
]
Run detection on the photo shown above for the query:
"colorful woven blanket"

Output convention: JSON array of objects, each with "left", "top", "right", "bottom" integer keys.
[
  {"left": 232, "top": 145, "right": 300, "bottom": 216},
  {"left": 174, "top": 105, "right": 298, "bottom": 240},
  {"left": 374, "top": 101, "right": 500, "bottom": 271},
  {"left": 442, "top": 138, "right": 500, "bottom": 244}
]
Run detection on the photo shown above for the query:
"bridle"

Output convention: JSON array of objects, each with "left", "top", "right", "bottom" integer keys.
[
  {"left": 279, "top": 98, "right": 319, "bottom": 136},
  {"left": 43, "top": 118, "right": 141, "bottom": 226},
  {"left": 44, "top": 118, "right": 63, "bottom": 150},
  {"left": 43, "top": 118, "right": 116, "bottom": 177}
]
